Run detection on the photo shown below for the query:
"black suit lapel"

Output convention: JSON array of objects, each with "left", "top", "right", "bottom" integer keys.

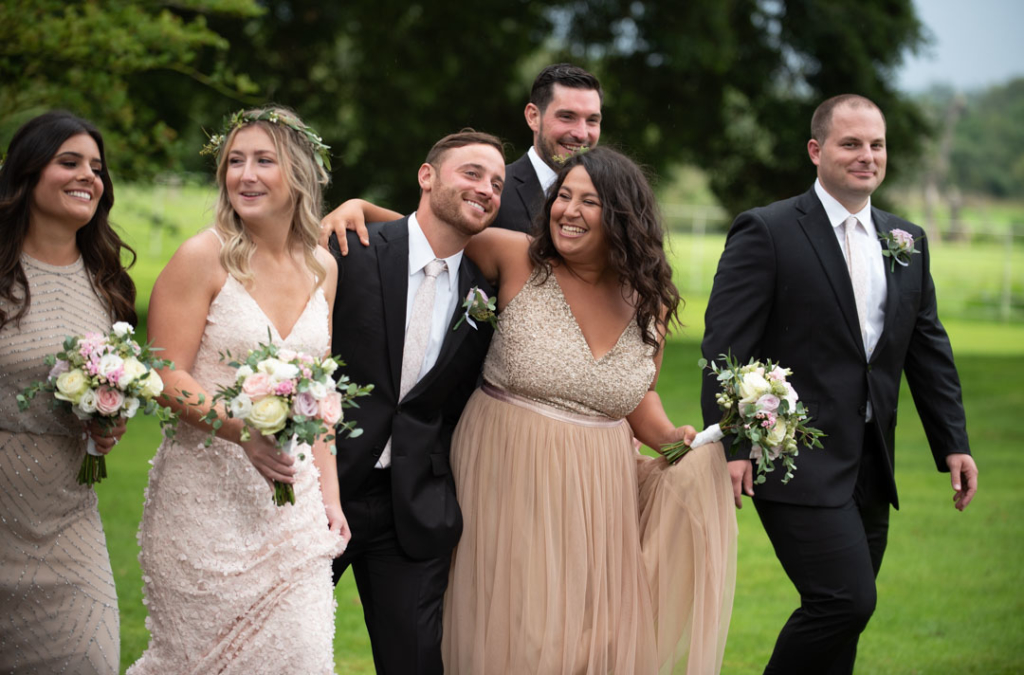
[
  {"left": 795, "top": 189, "right": 865, "bottom": 357},
  {"left": 377, "top": 219, "right": 410, "bottom": 396},
  {"left": 869, "top": 208, "right": 901, "bottom": 361},
  {"left": 512, "top": 154, "right": 544, "bottom": 223}
]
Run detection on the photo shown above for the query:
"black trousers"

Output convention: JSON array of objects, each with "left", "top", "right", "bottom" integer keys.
[
  {"left": 754, "top": 439, "right": 891, "bottom": 675},
  {"left": 332, "top": 469, "right": 451, "bottom": 675}
]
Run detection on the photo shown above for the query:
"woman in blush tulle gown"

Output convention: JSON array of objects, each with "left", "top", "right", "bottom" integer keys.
[
  {"left": 441, "top": 147, "right": 737, "bottom": 674},
  {"left": 128, "top": 107, "right": 348, "bottom": 675},
  {"left": 0, "top": 111, "right": 136, "bottom": 675}
]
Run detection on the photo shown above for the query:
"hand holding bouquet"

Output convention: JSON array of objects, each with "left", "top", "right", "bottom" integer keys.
[
  {"left": 662, "top": 353, "right": 824, "bottom": 484},
  {"left": 18, "top": 322, "right": 177, "bottom": 485},
  {"left": 205, "top": 337, "right": 373, "bottom": 506}
]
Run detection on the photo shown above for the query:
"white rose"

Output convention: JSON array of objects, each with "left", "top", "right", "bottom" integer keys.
[
  {"left": 139, "top": 370, "right": 164, "bottom": 400},
  {"left": 97, "top": 353, "right": 125, "bottom": 381},
  {"left": 257, "top": 358, "right": 300, "bottom": 384},
  {"left": 123, "top": 396, "right": 140, "bottom": 419},
  {"left": 112, "top": 321, "right": 134, "bottom": 337},
  {"left": 766, "top": 418, "right": 788, "bottom": 447},
  {"left": 77, "top": 388, "right": 98, "bottom": 415},
  {"left": 321, "top": 358, "right": 339, "bottom": 376},
  {"left": 236, "top": 364, "right": 254, "bottom": 381},
  {"left": 248, "top": 396, "right": 289, "bottom": 435},
  {"left": 306, "top": 380, "right": 328, "bottom": 400},
  {"left": 117, "top": 357, "right": 148, "bottom": 388},
  {"left": 229, "top": 394, "right": 253, "bottom": 420},
  {"left": 738, "top": 371, "right": 771, "bottom": 402},
  {"left": 54, "top": 368, "right": 90, "bottom": 404}
]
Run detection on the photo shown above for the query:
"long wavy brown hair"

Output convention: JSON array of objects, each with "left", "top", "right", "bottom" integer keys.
[
  {"left": 0, "top": 111, "right": 137, "bottom": 331},
  {"left": 528, "top": 146, "right": 681, "bottom": 348}
]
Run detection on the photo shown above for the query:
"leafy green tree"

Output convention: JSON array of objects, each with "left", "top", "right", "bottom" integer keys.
[
  {"left": 949, "top": 78, "right": 1024, "bottom": 199},
  {"left": 0, "top": 0, "right": 262, "bottom": 178}
]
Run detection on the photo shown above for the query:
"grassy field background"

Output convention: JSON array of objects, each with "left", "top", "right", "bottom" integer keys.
[{"left": 95, "top": 184, "right": 1023, "bottom": 673}]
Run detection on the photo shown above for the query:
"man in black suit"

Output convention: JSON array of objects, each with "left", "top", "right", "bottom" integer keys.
[
  {"left": 328, "top": 130, "right": 505, "bottom": 674},
  {"left": 491, "top": 63, "right": 603, "bottom": 234},
  {"left": 701, "top": 94, "right": 978, "bottom": 674}
]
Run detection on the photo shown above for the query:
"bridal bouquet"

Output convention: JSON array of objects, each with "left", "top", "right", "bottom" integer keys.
[
  {"left": 205, "top": 337, "right": 373, "bottom": 506},
  {"left": 17, "top": 322, "right": 177, "bottom": 485},
  {"left": 662, "top": 353, "right": 825, "bottom": 484}
]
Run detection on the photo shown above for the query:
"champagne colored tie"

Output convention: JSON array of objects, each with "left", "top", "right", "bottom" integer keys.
[
  {"left": 379, "top": 259, "right": 446, "bottom": 468},
  {"left": 844, "top": 216, "right": 869, "bottom": 347}
]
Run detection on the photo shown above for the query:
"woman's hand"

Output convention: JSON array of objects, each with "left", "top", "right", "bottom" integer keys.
[
  {"left": 239, "top": 434, "right": 297, "bottom": 484},
  {"left": 83, "top": 417, "right": 127, "bottom": 455},
  {"left": 324, "top": 500, "right": 351, "bottom": 547},
  {"left": 662, "top": 424, "right": 697, "bottom": 453}
]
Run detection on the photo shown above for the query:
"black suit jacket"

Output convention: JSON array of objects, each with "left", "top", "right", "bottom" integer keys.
[
  {"left": 491, "top": 152, "right": 544, "bottom": 234},
  {"left": 701, "top": 187, "right": 970, "bottom": 509},
  {"left": 329, "top": 219, "right": 495, "bottom": 559}
]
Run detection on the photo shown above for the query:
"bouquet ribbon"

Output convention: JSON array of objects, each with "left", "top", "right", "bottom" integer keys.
[{"left": 690, "top": 423, "right": 724, "bottom": 449}]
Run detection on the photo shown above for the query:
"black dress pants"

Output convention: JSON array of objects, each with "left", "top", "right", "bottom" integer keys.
[
  {"left": 332, "top": 469, "right": 451, "bottom": 675},
  {"left": 754, "top": 441, "right": 891, "bottom": 675}
]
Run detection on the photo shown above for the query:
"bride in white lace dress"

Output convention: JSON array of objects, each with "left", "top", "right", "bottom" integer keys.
[{"left": 129, "top": 108, "right": 349, "bottom": 674}]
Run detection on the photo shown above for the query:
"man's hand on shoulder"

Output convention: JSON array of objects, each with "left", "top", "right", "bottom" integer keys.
[
  {"left": 945, "top": 453, "right": 978, "bottom": 511},
  {"left": 320, "top": 199, "right": 372, "bottom": 253}
]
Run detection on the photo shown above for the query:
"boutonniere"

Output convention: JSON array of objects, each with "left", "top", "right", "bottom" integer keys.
[
  {"left": 452, "top": 287, "right": 497, "bottom": 331},
  {"left": 878, "top": 228, "right": 923, "bottom": 272}
]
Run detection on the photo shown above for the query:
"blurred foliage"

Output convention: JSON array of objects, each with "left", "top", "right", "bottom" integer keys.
[
  {"left": 0, "top": 0, "right": 264, "bottom": 178},
  {"left": 947, "top": 78, "right": 1024, "bottom": 199},
  {"left": 2, "top": 0, "right": 932, "bottom": 214}
]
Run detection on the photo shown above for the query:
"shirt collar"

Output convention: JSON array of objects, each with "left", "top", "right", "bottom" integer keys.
[
  {"left": 814, "top": 179, "right": 873, "bottom": 231},
  {"left": 407, "top": 212, "right": 464, "bottom": 279},
  {"left": 527, "top": 146, "right": 558, "bottom": 192}
]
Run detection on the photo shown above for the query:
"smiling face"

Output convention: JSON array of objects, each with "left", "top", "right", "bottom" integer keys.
[
  {"left": 420, "top": 143, "right": 505, "bottom": 237},
  {"left": 549, "top": 165, "right": 607, "bottom": 263},
  {"left": 527, "top": 84, "right": 602, "bottom": 169},
  {"left": 225, "top": 125, "right": 293, "bottom": 228},
  {"left": 808, "top": 103, "right": 887, "bottom": 212},
  {"left": 29, "top": 133, "right": 104, "bottom": 230}
]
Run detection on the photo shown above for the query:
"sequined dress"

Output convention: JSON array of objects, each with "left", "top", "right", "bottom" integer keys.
[
  {"left": 442, "top": 269, "right": 737, "bottom": 674},
  {"left": 128, "top": 275, "right": 345, "bottom": 675},
  {"left": 0, "top": 254, "right": 119, "bottom": 674}
]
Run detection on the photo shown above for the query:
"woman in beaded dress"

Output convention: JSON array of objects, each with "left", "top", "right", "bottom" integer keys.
[
  {"left": 128, "top": 108, "right": 348, "bottom": 674},
  {"left": 0, "top": 112, "right": 137, "bottom": 674},
  {"left": 441, "top": 147, "right": 737, "bottom": 674}
]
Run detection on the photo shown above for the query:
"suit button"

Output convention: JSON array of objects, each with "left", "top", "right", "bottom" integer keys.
[
  {"left": 858, "top": 405, "right": 867, "bottom": 416},
  {"left": 867, "top": 364, "right": 873, "bottom": 372},
  {"left": 396, "top": 404, "right": 403, "bottom": 414}
]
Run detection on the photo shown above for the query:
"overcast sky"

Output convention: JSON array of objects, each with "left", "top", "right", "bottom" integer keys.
[{"left": 897, "top": 0, "right": 1024, "bottom": 92}]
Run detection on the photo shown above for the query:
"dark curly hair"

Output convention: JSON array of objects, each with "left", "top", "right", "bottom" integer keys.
[
  {"left": 528, "top": 146, "right": 681, "bottom": 348},
  {"left": 0, "top": 111, "right": 136, "bottom": 330}
]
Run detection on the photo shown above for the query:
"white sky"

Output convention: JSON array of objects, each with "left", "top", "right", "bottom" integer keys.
[{"left": 898, "top": 0, "right": 1024, "bottom": 92}]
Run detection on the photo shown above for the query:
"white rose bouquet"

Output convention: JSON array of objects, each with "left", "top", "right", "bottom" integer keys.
[
  {"left": 203, "top": 337, "right": 373, "bottom": 506},
  {"left": 662, "top": 352, "right": 825, "bottom": 484},
  {"left": 17, "top": 322, "right": 177, "bottom": 485}
]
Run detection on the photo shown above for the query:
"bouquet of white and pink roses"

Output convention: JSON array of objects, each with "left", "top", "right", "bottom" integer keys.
[
  {"left": 662, "top": 352, "right": 825, "bottom": 484},
  {"left": 205, "top": 337, "right": 373, "bottom": 506},
  {"left": 18, "top": 321, "right": 177, "bottom": 485}
]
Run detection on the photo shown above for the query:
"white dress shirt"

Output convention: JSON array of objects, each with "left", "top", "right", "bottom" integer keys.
[
  {"left": 527, "top": 146, "right": 558, "bottom": 193},
  {"left": 376, "top": 213, "right": 464, "bottom": 468}
]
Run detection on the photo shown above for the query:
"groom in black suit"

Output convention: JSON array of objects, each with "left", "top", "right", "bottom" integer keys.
[
  {"left": 328, "top": 130, "right": 505, "bottom": 674},
  {"left": 491, "top": 63, "right": 602, "bottom": 234},
  {"left": 701, "top": 95, "right": 978, "bottom": 674}
]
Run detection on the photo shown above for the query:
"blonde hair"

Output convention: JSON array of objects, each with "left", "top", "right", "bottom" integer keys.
[{"left": 212, "top": 106, "right": 329, "bottom": 287}]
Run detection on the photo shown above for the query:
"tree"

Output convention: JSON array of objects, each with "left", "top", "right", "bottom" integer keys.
[{"left": 0, "top": 0, "right": 263, "bottom": 178}]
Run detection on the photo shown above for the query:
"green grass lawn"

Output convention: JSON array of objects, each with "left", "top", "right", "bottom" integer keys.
[{"left": 96, "top": 184, "right": 1023, "bottom": 672}]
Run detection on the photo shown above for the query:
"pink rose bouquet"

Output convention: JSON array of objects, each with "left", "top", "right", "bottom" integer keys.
[
  {"left": 205, "top": 336, "right": 373, "bottom": 506},
  {"left": 18, "top": 322, "right": 177, "bottom": 485},
  {"left": 662, "top": 352, "right": 825, "bottom": 484}
]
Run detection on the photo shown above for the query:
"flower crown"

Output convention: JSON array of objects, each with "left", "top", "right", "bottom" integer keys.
[{"left": 200, "top": 109, "right": 332, "bottom": 171}]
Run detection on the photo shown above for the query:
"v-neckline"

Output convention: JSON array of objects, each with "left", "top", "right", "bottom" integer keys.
[
  {"left": 550, "top": 269, "right": 633, "bottom": 363},
  {"left": 225, "top": 275, "right": 320, "bottom": 343}
]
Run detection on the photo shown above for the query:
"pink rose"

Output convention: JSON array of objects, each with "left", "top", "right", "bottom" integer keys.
[
  {"left": 319, "top": 391, "right": 343, "bottom": 426},
  {"left": 241, "top": 372, "right": 273, "bottom": 401},
  {"left": 278, "top": 348, "right": 298, "bottom": 362},
  {"left": 94, "top": 385, "right": 125, "bottom": 416},
  {"left": 291, "top": 391, "right": 319, "bottom": 419},
  {"left": 274, "top": 380, "right": 296, "bottom": 396},
  {"left": 891, "top": 228, "right": 914, "bottom": 249},
  {"left": 757, "top": 394, "right": 780, "bottom": 412}
]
